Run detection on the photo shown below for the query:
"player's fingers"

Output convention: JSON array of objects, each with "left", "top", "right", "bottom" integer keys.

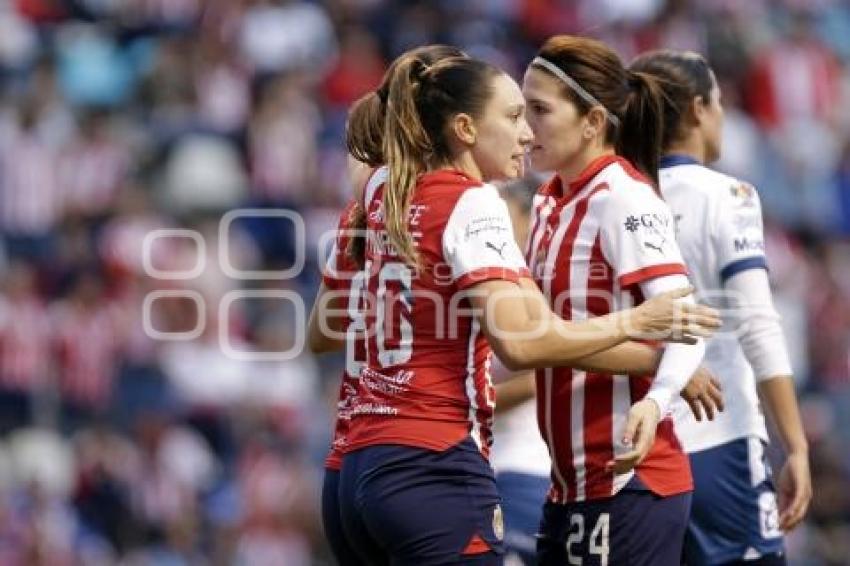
[
  {"left": 667, "top": 334, "right": 698, "bottom": 345},
  {"left": 700, "top": 393, "right": 717, "bottom": 421},
  {"left": 780, "top": 490, "right": 810, "bottom": 531},
  {"left": 622, "top": 412, "right": 639, "bottom": 447},
  {"left": 708, "top": 381, "right": 724, "bottom": 412},
  {"left": 686, "top": 317, "right": 719, "bottom": 336},
  {"left": 687, "top": 397, "right": 703, "bottom": 422},
  {"left": 680, "top": 304, "right": 722, "bottom": 328},
  {"left": 631, "top": 419, "right": 653, "bottom": 464},
  {"left": 607, "top": 451, "right": 640, "bottom": 475}
]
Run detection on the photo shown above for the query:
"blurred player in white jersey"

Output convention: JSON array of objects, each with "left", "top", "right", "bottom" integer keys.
[{"left": 631, "top": 50, "right": 812, "bottom": 565}]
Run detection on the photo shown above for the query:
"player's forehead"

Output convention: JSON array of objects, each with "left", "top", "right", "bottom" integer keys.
[{"left": 485, "top": 72, "right": 525, "bottom": 112}]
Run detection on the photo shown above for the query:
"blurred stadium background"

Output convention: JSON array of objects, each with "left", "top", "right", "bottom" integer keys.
[{"left": 0, "top": 0, "right": 848, "bottom": 564}]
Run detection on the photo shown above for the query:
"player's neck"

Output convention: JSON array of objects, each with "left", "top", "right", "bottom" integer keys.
[
  {"left": 556, "top": 144, "right": 615, "bottom": 187},
  {"left": 432, "top": 152, "right": 483, "bottom": 183},
  {"left": 665, "top": 134, "right": 706, "bottom": 165}
]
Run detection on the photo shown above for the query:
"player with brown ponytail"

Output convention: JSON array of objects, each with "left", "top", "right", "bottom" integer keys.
[
  {"left": 333, "top": 45, "right": 720, "bottom": 564},
  {"left": 308, "top": 45, "right": 467, "bottom": 566}
]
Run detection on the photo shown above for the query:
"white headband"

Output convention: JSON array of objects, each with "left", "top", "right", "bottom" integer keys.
[{"left": 531, "top": 56, "right": 620, "bottom": 128}]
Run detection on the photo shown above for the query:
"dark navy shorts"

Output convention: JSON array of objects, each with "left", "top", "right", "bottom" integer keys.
[
  {"left": 537, "top": 480, "right": 692, "bottom": 566},
  {"left": 495, "top": 471, "right": 549, "bottom": 565},
  {"left": 322, "top": 469, "right": 366, "bottom": 566},
  {"left": 339, "top": 437, "right": 505, "bottom": 565},
  {"left": 684, "top": 437, "right": 785, "bottom": 565}
]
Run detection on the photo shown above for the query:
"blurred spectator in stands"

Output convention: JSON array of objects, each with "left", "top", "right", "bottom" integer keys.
[
  {"left": 0, "top": 101, "right": 60, "bottom": 266},
  {"left": 0, "top": 263, "right": 51, "bottom": 434},
  {"left": 53, "top": 269, "right": 123, "bottom": 429},
  {"left": 59, "top": 109, "right": 131, "bottom": 221}
]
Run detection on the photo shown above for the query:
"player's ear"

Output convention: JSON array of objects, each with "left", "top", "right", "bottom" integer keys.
[
  {"left": 583, "top": 106, "right": 607, "bottom": 140},
  {"left": 452, "top": 113, "right": 477, "bottom": 146},
  {"left": 690, "top": 95, "right": 706, "bottom": 126}
]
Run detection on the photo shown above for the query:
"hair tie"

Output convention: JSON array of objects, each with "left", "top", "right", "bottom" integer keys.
[{"left": 532, "top": 56, "right": 620, "bottom": 128}]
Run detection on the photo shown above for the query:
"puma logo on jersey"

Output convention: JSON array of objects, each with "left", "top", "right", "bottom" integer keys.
[
  {"left": 486, "top": 241, "right": 508, "bottom": 258},
  {"left": 644, "top": 241, "right": 664, "bottom": 254}
]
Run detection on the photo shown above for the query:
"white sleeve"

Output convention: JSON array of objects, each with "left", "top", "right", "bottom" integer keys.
[
  {"left": 714, "top": 179, "right": 768, "bottom": 283},
  {"left": 724, "top": 268, "right": 793, "bottom": 381},
  {"left": 639, "top": 273, "right": 706, "bottom": 416},
  {"left": 321, "top": 242, "right": 343, "bottom": 290},
  {"left": 442, "top": 185, "right": 529, "bottom": 290},
  {"left": 600, "top": 187, "right": 687, "bottom": 288}
]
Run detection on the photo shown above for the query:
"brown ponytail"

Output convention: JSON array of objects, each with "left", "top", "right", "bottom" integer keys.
[
  {"left": 346, "top": 92, "right": 385, "bottom": 167},
  {"left": 344, "top": 44, "right": 468, "bottom": 267},
  {"left": 533, "top": 35, "right": 668, "bottom": 185},
  {"left": 619, "top": 70, "right": 666, "bottom": 185},
  {"left": 382, "top": 55, "right": 500, "bottom": 267},
  {"left": 383, "top": 56, "right": 435, "bottom": 266},
  {"left": 629, "top": 50, "right": 715, "bottom": 153}
]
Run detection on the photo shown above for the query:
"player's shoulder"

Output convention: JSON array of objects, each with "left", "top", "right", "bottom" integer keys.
[
  {"left": 444, "top": 182, "right": 507, "bottom": 230},
  {"left": 362, "top": 165, "right": 389, "bottom": 207},
  {"left": 603, "top": 167, "right": 664, "bottom": 212},
  {"left": 421, "top": 171, "right": 503, "bottom": 218},
  {"left": 664, "top": 163, "right": 760, "bottom": 205}
]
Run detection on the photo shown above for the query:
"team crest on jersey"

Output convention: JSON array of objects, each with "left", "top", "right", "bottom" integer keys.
[
  {"left": 369, "top": 201, "right": 384, "bottom": 222},
  {"left": 492, "top": 505, "right": 504, "bottom": 541},
  {"left": 730, "top": 182, "right": 756, "bottom": 207}
]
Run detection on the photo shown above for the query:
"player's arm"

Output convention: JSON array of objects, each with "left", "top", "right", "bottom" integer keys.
[
  {"left": 494, "top": 373, "right": 536, "bottom": 415},
  {"left": 607, "top": 273, "right": 712, "bottom": 474},
  {"left": 725, "top": 267, "right": 810, "bottom": 531},
  {"left": 715, "top": 181, "right": 811, "bottom": 530},
  {"left": 467, "top": 278, "right": 715, "bottom": 371},
  {"left": 449, "top": 186, "right": 719, "bottom": 370},
  {"left": 307, "top": 282, "right": 345, "bottom": 354}
]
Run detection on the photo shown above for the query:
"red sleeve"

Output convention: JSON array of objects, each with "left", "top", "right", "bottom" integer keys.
[
  {"left": 455, "top": 266, "right": 530, "bottom": 291},
  {"left": 618, "top": 263, "right": 687, "bottom": 289}
]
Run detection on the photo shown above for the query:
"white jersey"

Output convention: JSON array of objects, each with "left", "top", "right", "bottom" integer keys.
[
  {"left": 490, "top": 398, "right": 552, "bottom": 477},
  {"left": 660, "top": 155, "right": 772, "bottom": 453}
]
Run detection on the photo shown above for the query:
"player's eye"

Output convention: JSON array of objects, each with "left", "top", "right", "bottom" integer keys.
[{"left": 530, "top": 103, "right": 548, "bottom": 115}]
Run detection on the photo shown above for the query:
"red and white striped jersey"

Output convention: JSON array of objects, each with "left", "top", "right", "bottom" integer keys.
[
  {"left": 54, "top": 302, "right": 122, "bottom": 409},
  {"left": 0, "top": 296, "right": 51, "bottom": 392},
  {"left": 0, "top": 133, "right": 60, "bottom": 235},
  {"left": 60, "top": 138, "right": 129, "bottom": 216},
  {"left": 526, "top": 155, "right": 692, "bottom": 503},
  {"left": 321, "top": 182, "right": 375, "bottom": 470},
  {"left": 345, "top": 168, "right": 528, "bottom": 458}
]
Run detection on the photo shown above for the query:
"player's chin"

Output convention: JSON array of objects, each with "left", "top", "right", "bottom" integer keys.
[{"left": 527, "top": 150, "right": 550, "bottom": 172}]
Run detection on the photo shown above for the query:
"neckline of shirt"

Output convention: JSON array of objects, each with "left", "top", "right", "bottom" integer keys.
[
  {"left": 659, "top": 154, "right": 702, "bottom": 169},
  {"left": 546, "top": 154, "right": 632, "bottom": 201}
]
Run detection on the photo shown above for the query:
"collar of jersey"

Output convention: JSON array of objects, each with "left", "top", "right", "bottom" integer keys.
[
  {"left": 546, "top": 154, "right": 628, "bottom": 201},
  {"left": 419, "top": 168, "right": 479, "bottom": 188},
  {"left": 659, "top": 154, "right": 701, "bottom": 169}
]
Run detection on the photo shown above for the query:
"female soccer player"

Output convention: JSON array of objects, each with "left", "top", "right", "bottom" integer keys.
[
  {"left": 336, "top": 52, "right": 719, "bottom": 565},
  {"left": 521, "top": 35, "right": 709, "bottom": 565},
  {"left": 307, "top": 45, "right": 467, "bottom": 566},
  {"left": 631, "top": 49, "right": 811, "bottom": 566}
]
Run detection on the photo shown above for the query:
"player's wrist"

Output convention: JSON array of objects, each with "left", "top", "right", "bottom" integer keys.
[{"left": 644, "top": 386, "right": 673, "bottom": 418}]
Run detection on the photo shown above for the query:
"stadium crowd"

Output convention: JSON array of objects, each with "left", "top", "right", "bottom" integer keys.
[{"left": 0, "top": 0, "right": 848, "bottom": 563}]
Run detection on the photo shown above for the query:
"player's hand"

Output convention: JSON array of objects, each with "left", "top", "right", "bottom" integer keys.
[
  {"left": 628, "top": 287, "right": 721, "bottom": 344},
  {"left": 606, "top": 398, "right": 660, "bottom": 475},
  {"left": 777, "top": 451, "right": 812, "bottom": 531},
  {"left": 680, "top": 366, "right": 724, "bottom": 421}
]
